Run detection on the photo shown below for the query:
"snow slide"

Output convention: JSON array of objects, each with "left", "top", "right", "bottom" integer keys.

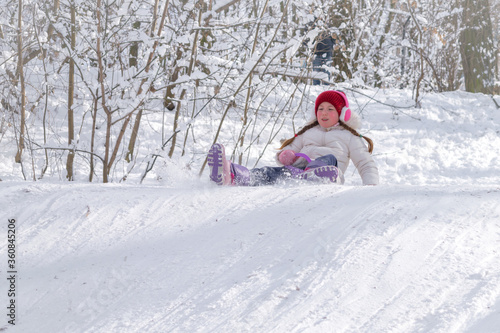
[{"left": 1, "top": 181, "right": 500, "bottom": 332}]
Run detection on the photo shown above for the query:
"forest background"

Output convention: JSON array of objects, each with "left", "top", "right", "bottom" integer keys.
[{"left": 1, "top": 0, "right": 499, "bottom": 183}]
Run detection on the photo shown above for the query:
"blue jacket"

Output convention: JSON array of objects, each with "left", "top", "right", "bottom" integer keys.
[{"left": 315, "top": 33, "right": 335, "bottom": 54}]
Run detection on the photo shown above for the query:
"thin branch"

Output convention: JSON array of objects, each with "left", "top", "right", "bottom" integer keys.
[{"left": 32, "top": 146, "right": 105, "bottom": 163}]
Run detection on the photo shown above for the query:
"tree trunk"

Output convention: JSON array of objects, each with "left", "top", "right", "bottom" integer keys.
[
  {"left": 460, "top": 0, "right": 495, "bottom": 94},
  {"left": 14, "top": 0, "right": 26, "bottom": 164},
  {"left": 125, "top": 110, "right": 142, "bottom": 162},
  {"left": 327, "top": 0, "right": 353, "bottom": 81},
  {"left": 66, "top": 4, "right": 76, "bottom": 180},
  {"left": 373, "top": 0, "right": 395, "bottom": 87},
  {"left": 168, "top": 89, "right": 185, "bottom": 158},
  {"left": 129, "top": 21, "right": 140, "bottom": 68},
  {"left": 47, "top": 0, "right": 60, "bottom": 40},
  {"left": 89, "top": 89, "right": 98, "bottom": 182},
  {"left": 96, "top": 0, "right": 111, "bottom": 183}
]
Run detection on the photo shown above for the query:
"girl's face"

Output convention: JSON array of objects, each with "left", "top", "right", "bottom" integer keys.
[{"left": 317, "top": 101, "right": 339, "bottom": 128}]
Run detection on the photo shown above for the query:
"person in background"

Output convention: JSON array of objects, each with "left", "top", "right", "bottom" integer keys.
[{"left": 312, "top": 31, "right": 335, "bottom": 85}]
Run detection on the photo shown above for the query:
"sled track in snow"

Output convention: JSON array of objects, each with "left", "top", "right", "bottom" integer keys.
[{"left": 1, "top": 183, "right": 499, "bottom": 332}]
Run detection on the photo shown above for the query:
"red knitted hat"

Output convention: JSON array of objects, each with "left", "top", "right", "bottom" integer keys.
[{"left": 314, "top": 91, "right": 346, "bottom": 116}]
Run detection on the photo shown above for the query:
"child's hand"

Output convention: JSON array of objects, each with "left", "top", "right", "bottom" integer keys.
[{"left": 279, "top": 150, "right": 297, "bottom": 166}]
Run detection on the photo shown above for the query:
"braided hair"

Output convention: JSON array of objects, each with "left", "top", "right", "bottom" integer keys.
[
  {"left": 278, "top": 120, "right": 374, "bottom": 154},
  {"left": 278, "top": 120, "right": 319, "bottom": 150},
  {"left": 339, "top": 121, "right": 374, "bottom": 153}
]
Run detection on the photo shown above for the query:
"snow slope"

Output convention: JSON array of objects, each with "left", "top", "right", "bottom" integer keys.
[{"left": 1, "top": 89, "right": 500, "bottom": 332}]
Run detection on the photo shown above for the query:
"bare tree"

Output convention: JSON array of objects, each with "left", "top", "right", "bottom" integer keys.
[
  {"left": 236, "top": 0, "right": 269, "bottom": 165},
  {"left": 126, "top": 0, "right": 171, "bottom": 163}
]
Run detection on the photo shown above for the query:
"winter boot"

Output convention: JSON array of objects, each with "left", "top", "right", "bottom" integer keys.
[
  {"left": 207, "top": 143, "right": 232, "bottom": 185},
  {"left": 230, "top": 163, "right": 251, "bottom": 186},
  {"left": 299, "top": 165, "right": 341, "bottom": 183},
  {"left": 285, "top": 165, "right": 305, "bottom": 177}
]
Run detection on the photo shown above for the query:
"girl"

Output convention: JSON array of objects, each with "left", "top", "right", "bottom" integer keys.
[{"left": 207, "top": 90, "right": 379, "bottom": 186}]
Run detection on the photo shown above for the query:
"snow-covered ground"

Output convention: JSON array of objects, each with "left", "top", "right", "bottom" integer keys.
[{"left": 1, "top": 88, "right": 500, "bottom": 332}]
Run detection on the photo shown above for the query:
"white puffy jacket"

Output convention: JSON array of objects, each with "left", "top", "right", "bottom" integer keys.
[{"left": 276, "top": 114, "right": 379, "bottom": 185}]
